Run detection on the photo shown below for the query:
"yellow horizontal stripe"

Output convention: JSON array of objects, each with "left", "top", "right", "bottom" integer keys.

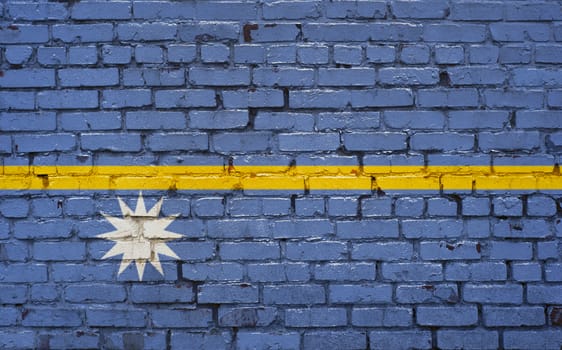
[{"left": 0, "top": 165, "right": 559, "bottom": 191}]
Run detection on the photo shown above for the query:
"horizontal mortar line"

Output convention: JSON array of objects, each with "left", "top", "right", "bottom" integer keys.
[{"left": 0, "top": 165, "right": 560, "bottom": 190}]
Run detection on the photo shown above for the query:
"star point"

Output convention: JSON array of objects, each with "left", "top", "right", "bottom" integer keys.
[{"left": 96, "top": 192, "right": 182, "bottom": 281}]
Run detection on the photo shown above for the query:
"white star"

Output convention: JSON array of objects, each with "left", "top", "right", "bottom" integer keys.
[{"left": 97, "top": 192, "right": 182, "bottom": 281}]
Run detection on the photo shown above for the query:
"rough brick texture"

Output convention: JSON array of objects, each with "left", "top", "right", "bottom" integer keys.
[{"left": 1, "top": 1, "right": 562, "bottom": 349}]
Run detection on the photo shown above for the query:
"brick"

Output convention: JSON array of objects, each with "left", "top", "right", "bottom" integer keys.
[
  {"left": 297, "top": 45, "right": 329, "bottom": 64},
  {"left": 446, "top": 262, "right": 506, "bottom": 281},
  {"left": 0, "top": 91, "right": 35, "bottom": 110},
  {"left": 0, "top": 264, "right": 47, "bottom": 284},
  {"left": 490, "top": 241, "right": 532, "bottom": 260},
  {"left": 352, "top": 307, "right": 412, "bottom": 327},
  {"left": 315, "top": 263, "right": 375, "bottom": 281},
  {"left": 130, "top": 284, "right": 193, "bottom": 303},
  {"left": 118, "top": 23, "right": 176, "bottom": 41},
  {"left": 14, "top": 134, "right": 76, "bottom": 153},
  {"left": 124, "top": 68, "right": 185, "bottom": 86},
  {"left": 434, "top": 45, "right": 464, "bottom": 64},
  {"left": 504, "top": 331, "right": 562, "bottom": 349},
  {"left": 254, "top": 111, "right": 314, "bottom": 131},
  {"left": 333, "top": 45, "right": 362, "bottom": 65},
  {"left": 318, "top": 68, "right": 374, "bottom": 86},
  {"left": 513, "top": 68, "right": 562, "bottom": 87},
  {"left": 0, "top": 69, "right": 54, "bottom": 88},
  {"left": 420, "top": 241, "right": 481, "bottom": 260},
  {"left": 220, "top": 242, "right": 279, "bottom": 260},
  {"left": 396, "top": 283, "right": 459, "bottom": 304},
  {"left": 126, "top": 111, "right": 186, "bottom": 130},
  {"left": 190, "top": 67, "right": 250, "bottom": 86},
  {"left": 385, "top": 111, "right": 445, "bottom": 130},
  {"left": 546, "top": 263, "right": 562, "bottom": 281},
  {"left": 513, "top": 262, "right": 542, "bottom": 282},
  {"left": 155, "top": 89, "right": 216, "bottom": 108},
  {"left": 201, "top": 44, "right": 230, "bottom": 63},
  {"left": 0, "top": 331, "right": 34, "bottom": 349},
  {"left": 234, "top": 44, "right": 265, "bottom": 64},
  {"left": 352, "top": 242, "right": 413, "bottom": 261},
  {"left": 370, "top": 331, "right": 432, "bottom": 350},
  {"left": 249, "top": 24, "right": 300, "bottom": 43},
  {"left": 0, "top": 112, "right": 56, "bottom": 131},
  {"left": 448, "top": 67, "right": 506, "bottom": 85},
  {"left": 326, "top": 1, "right": 386, "bottom": 19},
  {"left": 463, "top": 284, "right": 523, "bottom": 304},
  {"left": 254, "top": 67, "right": 314, "bottom": 87},
  {"left": 59, "top": 68, "right": 118, "bottom": 87},
  {"left": 469, "top": 45, "right": 499, "bottom": 64},
  {"left": 7, "top": 2, "right": 67, "bottom": 20},
  {"left": 344, "top": 132, "right": 407, "bottom": 151},
  {"left": 528, "top": 285, "right": 562, "bottom": 304},
  {"left": 286, "top": 241, "right": 346, "bottom": 261},
  {"left": 264, "top": 285, "right": 324, "bottom": 305},
  {"left": 102, "top": 45, "right": 132, "bottom": 64},
  {"left": 411, "top": 133, "right": 474, "bottom": 151},
  {"left": 400, "top": 45, "right": 430, "bottom": 64},
  {"left": 134, "top": 45, "right": 163, "bottom": 63},
  {"left": 182, "top": 262, "right": 238, "bottom": 282},
  {"left": 82, "top": 133, "right": 141, "bottom": 152},
  {"left": 212, "top": 132, "right": 271, "bottom": 153},
  {"left": 102, "top": 90, "right": 151, "bottom": 109},
  {"left": 379, "top": 68, "right": 439, "bottom": 85},
  {"left": 23, "top": 308, "right": 82, "bottom": 327},
  {"left": 42, "top": 331, "right": 100, "bottom": 350},
  {"left": 505, "top": 2, "right": 562, "bottom": 21},
  {"left": 424, "top": 24, "right": 486, "bottom": 42},
  {"left": 417, "top": 306, "right": 478, "bottom": 326},
  {"left": 192, "top": 197, "right": 224, "bottom": 217},
  {"left": 354, "top": 88, "right": 414, "bottom": 107},
  {"left": 248, "top": 263, "right": 309, "bottom": 282},
  {"left": 449, "top": 111, "right": 509, "bottom": 130},
  {"left": 198, "top": 284, "right": 258, "bottom": 304},
  {"left": 295, "top": 198, "right": 324, "bottom": 216},
  {"left": 427, "top": 198, "right": 457, "bottom": 217},
  {"left": 479, "top": 131, "right": 541, "bottom": 151},
  {"left": 500, "top": 45, "right": 532, "bottom": 64},
  {"left": 303, "top": 23, "right": 422, "bottom": 42},
  {"left": 493, "top": 197, "right": 523, "bottom": 216},
  {"left": 392, "top": 0, "right": 448, "bottom": 19},
  {"left": 263, "top": 1, "right": 320, "bottom": 19},
  {"left": 266, "top": 44, "right": 296, "bottom": 64},
  {"left": 437, "top": 330, "right": 499, "bottom": 350},
  {"left": 304, "top": 331, "right": 366, "bottom": 350},
  {"left": 207, "top": 219, "right": 271, "bottom": 238},
  {"left": 53, "top": 24, "right": 114, "bottom": 43},
  {"left": 219, "top": 307, "right": 276, "bottom": 327},
  {"left": 0, "top": 24, "right": 48, "bottom": 44},
  {"left": 338, "top": 219, "right": 399, "bottom": 238},
  {"left": 237, "top": 332, "right": 300, "bottom": 350},
  {"left": 279, "top": 133, "right": 340, "bottom": 151},
  {"left": 450, "top": 2, "right": 503, "bottom": 21},
  {"left": 286, "top": 308, "right": 347, "bottom": 327},
  {"left": 72, "top": 1, "right": 130, "bottom": 19},
  {"left": 330, "top": 284, "right": 392, "bottom": 304},
  {"left": 179, "top": 22, "right": 240, "bottom": 42},
  {"left": 366, "top": 45, "right": 396, "bottom": 63},
  {"left": 167, "top": 45, "right": 196, "bottom": 63},
  {"left": 190, "top": 110, "right": 248, "bottom": 129},
  {"left": 484, "top": 306, "right": 545, "bottom": 327},
  {"left": 0, "top": 285, "right": 27, "bottom": 304},
  {"left": 418, "top": 88, "right": 479, "bottom": 107},
  {"left": 87, "top": 308, "right": 146, "bottom": 327},
  {"left": 34, "top": 242, "right": 85, "bottom": 261},
  {"left": 65, "top": 284, "right": 125, "bottom": 303},
  {"left": 490, "top": 23, "right": 550, "bottom": 42},
  {"left": 382, "top": 263, "right": 442, "bottom": 282},
  {"left": 4, "top": 45, "right": 33, "bottom": 65}
]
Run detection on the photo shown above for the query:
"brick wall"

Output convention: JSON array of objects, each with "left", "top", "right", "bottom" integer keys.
[{"left": 1, "top": 1, "right": 562, "bottom": 349}]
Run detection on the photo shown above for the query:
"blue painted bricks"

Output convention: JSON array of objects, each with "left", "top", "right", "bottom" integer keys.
[{"left": 0, "top": 0, "right": 562, "bottom": 349}]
